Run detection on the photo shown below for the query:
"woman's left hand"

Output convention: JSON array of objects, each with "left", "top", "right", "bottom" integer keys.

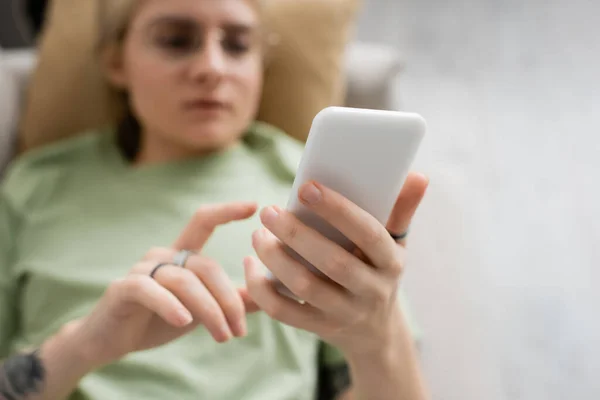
[{"left": 244, "top": 172, "right": 429, "bottom": 357}]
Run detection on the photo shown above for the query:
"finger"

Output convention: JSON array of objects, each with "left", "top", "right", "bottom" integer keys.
[
  {"left": 173, "top": 202, "right": 258, "bottom": 251},
  {"left": 237, "top": 287, "right": 261, "bottom": 313},
  {"left": 258, "top": 206, "right": 378, "bottom": 295},
  {"left": 251, "top": 228, "right": 354, "bottom": 319},
  {"left": 243, "top": 256, "right": 331, "bottom": 332},
  {"left": 152, "top": 265, "right": 233, "bottom": 343},
  {"left": 185, "top": 255, "right": 248, "bottom": 337},
  {"left": 294, "top": 181, "right": 399, "bottom": 272},
  {"left": 142, "top": 247, "right": 175, "bottom": 262},
  {"left": 113, "top": 275, "right": 194, "bottom": 328},
  {"left": 386, "top": 172, "right": 429, "bottom": 247}
]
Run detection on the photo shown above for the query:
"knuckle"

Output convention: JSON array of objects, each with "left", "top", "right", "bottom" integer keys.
[
  {"left": 263, "top": 300, "right": 284, "bottom": 319},
  {"left": 200, "top": 259, "right": 220, "bottom": 275},
  {"left": 390, "top": 258, "right": 404, "bottom": 276},
  {"left": 285, "top": 223, "right": 300, "bottom": 242},
  {"left": 352, "top": 309, "right": 369, "bottom": 327},
  {"left": 327, "top": 252, "right": 351, "bottom": 280},
  {"left": 193, "top": 206, "right": 209, "bottom": 220},
  {"left": 106, "top": 278, "right": 126, "bottom": 297},
  {"left": 162, "top": 269, "right": 189, "bottom": 288},
  {"left": 128, "top": 262, "right": 148, "bottom": 275},
  {"left": 127, "top": 275, "right": 150, "bottom": 291},
  {"left": 176, "top": 269, "right": 197, "bottom": 287},
  {"left": 391, "top": 248, "right": 407, "bottom": 274},
  {"left": 144, "top": 247, "right": 170, "bottom": 261},
  {"left": 193, "top": 206, "right": 214, "bottom": 227},
  {"left": 223, "top": 297, "right": 245, "bottom": 318},
  {"left": 111, "top": 276, "right": 148, "bottom": 301},
  {"left": 289, "top": 275, "right": 315, "bottom": 300},
  {"left": 362, "top": 227, "right": 385, "bottom": 248},
  {"left": 371, "top": 286, "right": 390, "bottom": 305}
]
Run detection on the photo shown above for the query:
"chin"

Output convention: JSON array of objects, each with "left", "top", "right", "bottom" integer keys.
[{"left": 181, "top": 122, "right": 241, "bottom": 152}]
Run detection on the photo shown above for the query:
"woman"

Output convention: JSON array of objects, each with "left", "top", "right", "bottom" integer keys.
[{"left": 0, "top": 0, "right": 430, "bottom": 399}]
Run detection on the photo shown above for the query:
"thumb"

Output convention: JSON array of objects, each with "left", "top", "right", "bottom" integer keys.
[{"left": 386, "top": 172, "right": 429, "bottom": 247}]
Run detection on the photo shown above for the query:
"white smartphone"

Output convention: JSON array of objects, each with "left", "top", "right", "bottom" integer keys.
[{"left": 268, "top": 106, "right": 426, "bottom": 299}]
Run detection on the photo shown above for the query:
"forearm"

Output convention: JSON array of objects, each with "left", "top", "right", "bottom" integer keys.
[
  {"left": 0, "top": 320, "right": 97, "bottom": 400},
  {"left": 344, "top": 310, "right": 429, "bottom": 400}
]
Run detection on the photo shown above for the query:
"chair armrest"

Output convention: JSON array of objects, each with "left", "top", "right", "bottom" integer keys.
[{"left": 0, "top": 49, "right": 37, "bottom": 176}]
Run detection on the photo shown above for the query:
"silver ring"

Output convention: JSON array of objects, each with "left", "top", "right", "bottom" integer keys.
[{"left": 173, "top": 250, "right": 196, "bottom": 267}]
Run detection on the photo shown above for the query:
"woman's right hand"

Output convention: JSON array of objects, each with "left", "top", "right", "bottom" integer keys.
[{"left": 69, "top": 202, "right": 260, "bottom": 368}]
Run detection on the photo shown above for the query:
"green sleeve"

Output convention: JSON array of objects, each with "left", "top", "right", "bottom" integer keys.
[{"left": 0, "top": 188, "right": 20, "bottom": 358}]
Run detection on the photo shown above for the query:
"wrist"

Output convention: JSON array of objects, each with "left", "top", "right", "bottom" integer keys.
[
  {"left": 344, "top": 307, "right": 406, "bottom": 363},
  {"left": 345, "top": 337, "right": 398, "bottom": 375},
  {"left": 343, "top": 308, "right": 428, "bottom": 400},
  {"left": 50, "top": 319, "right": 105, "bottom": 372}
]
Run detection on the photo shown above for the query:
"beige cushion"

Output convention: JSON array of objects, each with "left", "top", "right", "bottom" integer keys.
[
  {"left": 258, "top": 0, "right": 362, "bottom": 142},
  {"left": 19, "top": 0, "right": 362, "bottom": 152}
]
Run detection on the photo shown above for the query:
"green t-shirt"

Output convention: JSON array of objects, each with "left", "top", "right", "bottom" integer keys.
[{"left": 0, "top": 122, "right": 417, "bottom": 399}]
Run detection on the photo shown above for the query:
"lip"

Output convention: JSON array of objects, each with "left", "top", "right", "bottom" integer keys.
[{"left": 183, "top": 99, "right": 231, "bottom": 113}]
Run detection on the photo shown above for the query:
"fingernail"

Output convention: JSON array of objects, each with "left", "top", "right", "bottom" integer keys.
[
  {"left": 262, "top": 206, "right": 279, "bottom": 223},
  {"left": 177, "top": 309, "right": 193, "bottom": 326},
  {"left": 220, "top": 325, "right": 233, "bottom": 342},
  {"left": 300, "top": 182, "right": 321, "bottom": 205},
  {"left": 233, "top": 319, "right": 248, "bottom": 337}
]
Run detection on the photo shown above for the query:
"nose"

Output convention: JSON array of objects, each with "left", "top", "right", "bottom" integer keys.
[{"left": 188, "top": 31, "right": 226, "bottom": 87}]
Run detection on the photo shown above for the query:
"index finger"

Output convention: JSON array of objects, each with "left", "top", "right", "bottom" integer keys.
[{"left": 173, "top": 202, "right": 258, "bottom": 251}]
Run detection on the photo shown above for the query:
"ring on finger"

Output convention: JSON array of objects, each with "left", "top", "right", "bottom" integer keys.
[
  {"left": 388, "top": 229, "right": 409, "bottom": 242},
  {"left": 150, "top": 262, "right": 173, "bottom": 279},
  {"left": 173, "top": 250, "right": 196, "bottom": 268}
]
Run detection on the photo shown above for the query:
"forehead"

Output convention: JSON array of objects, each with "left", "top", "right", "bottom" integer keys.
[{"left": 132, "top": 0, "right": 259, "bottom": 28}]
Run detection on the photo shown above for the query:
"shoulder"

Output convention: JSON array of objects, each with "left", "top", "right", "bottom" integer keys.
[
  {"left": 2, "top": 128, "right": 111, "bottom": 212},
  {"left": 246, "top": 121, "right": 305, "bottom": 182},
  {"left": 6, "top": 129, "right": 109, "bottom": 176}
]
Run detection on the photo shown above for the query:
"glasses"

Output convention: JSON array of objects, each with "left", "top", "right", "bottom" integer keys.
[{"left": 142, "top": 17, "right": 263, "bottom": 60}]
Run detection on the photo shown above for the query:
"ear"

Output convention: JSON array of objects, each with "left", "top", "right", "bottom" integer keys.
[{"left": 101, "top": 43, "right": 129, "bottom": 89}]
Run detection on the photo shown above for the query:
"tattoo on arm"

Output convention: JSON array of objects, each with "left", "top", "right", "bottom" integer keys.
[
  {"left": 316, "top": 343, "right": 351, "bottom": 400},
  {"left": 0, "top": 349, "right": 46, "bottom": 400},
  {"left": 316, "top": 362, "right": 351, "bottom": 400}
]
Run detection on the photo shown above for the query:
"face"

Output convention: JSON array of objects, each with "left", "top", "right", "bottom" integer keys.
[{"left": 107, "top": 0, "right": 264, "bottom": 159}]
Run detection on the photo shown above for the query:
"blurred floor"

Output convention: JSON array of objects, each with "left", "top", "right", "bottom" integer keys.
[{"left": 356, "top": 0, "right": 600, "bottom": 399}]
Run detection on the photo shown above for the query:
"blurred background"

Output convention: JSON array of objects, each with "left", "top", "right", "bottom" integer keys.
[
  {"left": 355, "top": 1, "right": 600, "bottom": 400},
  {"left": 2, "top": 0, "right": 599, "bottom": 399}
]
